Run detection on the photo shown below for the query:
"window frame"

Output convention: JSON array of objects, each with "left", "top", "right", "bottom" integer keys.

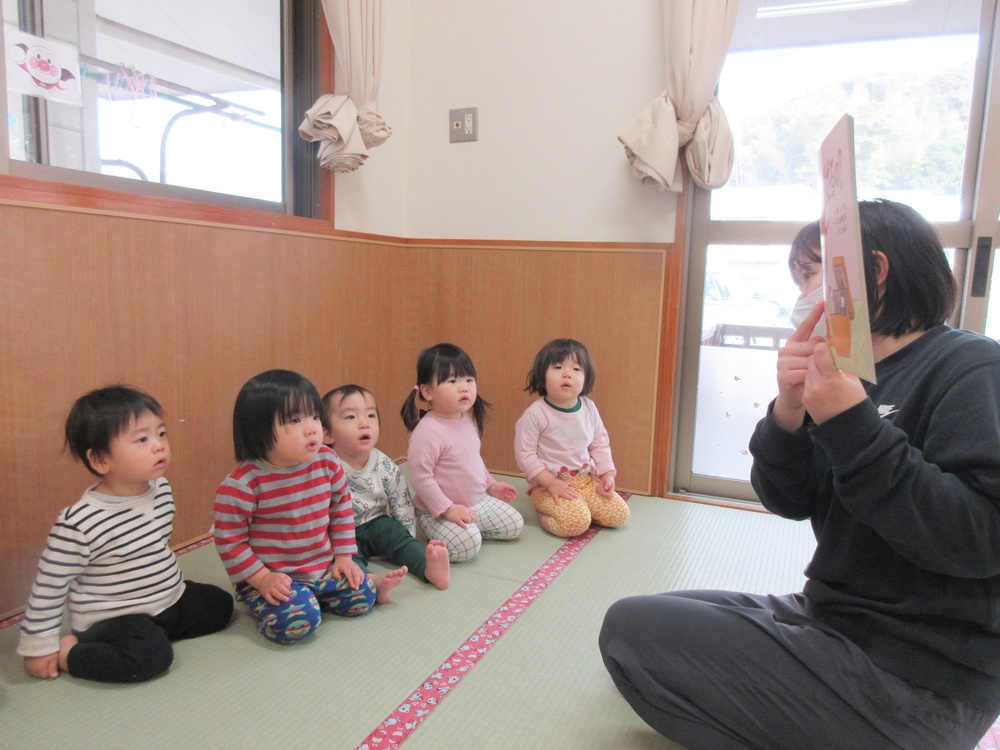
[
  {"left": 0, "top": 0, "right": 332, "bottom": 224},
  {"left": 669, "top": 0, "right": 1000, "bottom": 505}
]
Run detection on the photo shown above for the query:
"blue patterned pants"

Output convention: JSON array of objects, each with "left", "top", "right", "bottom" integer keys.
[{"left": 235, "top": 566, "right": 376, "bottom": 643}]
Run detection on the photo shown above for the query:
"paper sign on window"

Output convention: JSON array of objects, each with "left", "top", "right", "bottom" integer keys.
[{"left": 4, "top": 26, "right": 82, "bottom": 106}]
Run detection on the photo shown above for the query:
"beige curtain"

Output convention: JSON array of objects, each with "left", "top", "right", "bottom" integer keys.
[
  {"left": 299, "top": 0, "right": 391, "bottom": 173},
  {"left": 619, "top": 1, "right": 739, "bottom": 192}
]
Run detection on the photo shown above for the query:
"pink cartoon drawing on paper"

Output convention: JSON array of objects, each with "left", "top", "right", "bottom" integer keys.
[{"left": 7, "top": 42, "right": 76, "bottom": 91}]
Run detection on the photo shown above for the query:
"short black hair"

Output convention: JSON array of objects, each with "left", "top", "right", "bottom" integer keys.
[
  {"left": 789, "top": 220, "right": 821, "bottom": 288},
  {"left": 65, "top": 385, "right": 164, "bottom": 477},
  {"left": 322, "top": 384, "right": 378, "bottom": 422},
  {"left": 232, "top": 370, "right": 324, "bottom": 462},
  {"left": 859, "top": 199, "right": 956, "bottom": 337},
  {"left": 525, "top": 338, "right": 596, "bottom": 397}
]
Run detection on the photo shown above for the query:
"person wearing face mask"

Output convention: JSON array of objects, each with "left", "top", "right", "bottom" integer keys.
[
  {"left": 788, "top": 220, "right": 826, "bottom": 339},
  {"left": 600, "top": 200, "right": 1000, "bottom": 750}
]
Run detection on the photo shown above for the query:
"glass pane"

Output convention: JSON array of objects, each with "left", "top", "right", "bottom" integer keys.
[
  {"left": 714, "top": 35, "right": 978, "bottom": 222},
  {"left": 693, "top": 244, "right": 963, "bottom": 483},
  {"left": 693, "top": 245, "right": 799, "bottom": 480},
  {"left": 5, "top": 0, "right": 282, "bottom": 202}
]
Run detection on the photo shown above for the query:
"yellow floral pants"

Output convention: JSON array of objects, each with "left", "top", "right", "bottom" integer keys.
[{"left": 529, "top": 472, "right": 629, "bottom": 538}]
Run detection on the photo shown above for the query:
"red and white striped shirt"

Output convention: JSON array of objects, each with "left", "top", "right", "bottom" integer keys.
[{"left": 213, "top": 447, "right": 357, "bottom": 584}]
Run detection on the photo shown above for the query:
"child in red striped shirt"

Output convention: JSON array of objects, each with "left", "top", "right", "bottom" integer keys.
[{"left": 213, "top": 369, "right": 404, "bottom": 644}]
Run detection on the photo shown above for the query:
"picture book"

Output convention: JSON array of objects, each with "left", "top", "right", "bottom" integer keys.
[{"left": 819, "top": 114, "right": 876, "bottom": 384}]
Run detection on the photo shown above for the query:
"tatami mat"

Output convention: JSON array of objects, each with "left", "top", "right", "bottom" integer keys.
[
  {"left": 0, "top": 481, "right": 564, "bottom": 749},
  {"left": 23, "top": 477, "right": 972, "bottom": 749},
  {"left": 401, "top": 494, "right": 815, "bottom": 750}
]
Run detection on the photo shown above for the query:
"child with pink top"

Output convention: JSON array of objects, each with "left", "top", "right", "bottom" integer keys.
[
  {"left": 514, "top": 338, "right": 630, "bottom": 537},
  {"left": 400, "top": 343, "right": 524, "bottom": 562}
]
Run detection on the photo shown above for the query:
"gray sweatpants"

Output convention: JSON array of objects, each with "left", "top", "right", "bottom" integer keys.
[{"left": 598, "top": 590, "right": 996, "bottom": 750}]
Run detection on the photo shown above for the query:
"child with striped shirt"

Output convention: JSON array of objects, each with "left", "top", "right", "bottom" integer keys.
[
  {"left": 213, "top": 370, "right": 403, "bottom": 644},
  {"left": 18, "top": 386, "right": 234, "bottom": 682}
]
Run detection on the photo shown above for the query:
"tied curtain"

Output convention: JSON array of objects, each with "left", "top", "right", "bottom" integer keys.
[
  {"left": 299, "top": 0, "right": 392, "bottom": 173},
  {"left": 619, "top": 0, "right": 739, "bottom": 191}
]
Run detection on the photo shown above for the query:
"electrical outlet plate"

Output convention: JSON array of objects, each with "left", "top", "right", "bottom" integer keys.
[{"left": 449, "top": 107, "right": 478, "bottom": 143}]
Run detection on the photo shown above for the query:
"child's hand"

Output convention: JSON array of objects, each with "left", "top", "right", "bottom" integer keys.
[
  {"left": 545, "top": 479, "right": 577, "bottom": 503},
  {"left": 487, "top": 481, "right": 519, "bottom": 504},
  {"left": 24, "top": 653, "right": 59, "bottom": 679},
  {"left": 443, "top": 504, "right": 476, "bottom": 528},
  {"left": 330, "top": 555, "right": 365, "bottom": 589},
  {"left": 254, "top": 570, "right": 293, "bottom": 605},
  {"left": 597, "top": 471, "right": 616, "bottom": 498}
]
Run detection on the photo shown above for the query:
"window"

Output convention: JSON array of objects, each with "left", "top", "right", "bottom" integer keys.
[
  {"left": 2, "top": 0, "right": 325, "bottom": 215},
  {"left": 714, "top": 35, "right": 978, "bottom": 223},
  {"left": 673, "top": 0, "right": 1000, "bottom": 503},
  {"left": 693, "top": 244, "right": 797, "bottom": 482}
]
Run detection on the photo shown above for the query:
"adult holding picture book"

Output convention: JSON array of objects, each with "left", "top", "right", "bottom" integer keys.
[{"left": 600, "top": 199, "right": 1000, "bottom": 749}]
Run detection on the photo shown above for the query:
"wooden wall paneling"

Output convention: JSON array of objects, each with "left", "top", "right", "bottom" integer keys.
[
  {"left": 391, "top": 243, "right": 666, "bottom": 495},
  {"left": 650, "top": 245, "right": 685, "bottom": 497},
  {"left": 2, "top": 207, "right": 122, "bottom": 619},
  {"left": 0, "top": 201, "right": 669, "bottom": 617}
]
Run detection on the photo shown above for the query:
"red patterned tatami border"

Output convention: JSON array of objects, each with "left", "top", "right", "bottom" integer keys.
[{"left": 355, "top": 525, "right": 602, "bottom": 750}]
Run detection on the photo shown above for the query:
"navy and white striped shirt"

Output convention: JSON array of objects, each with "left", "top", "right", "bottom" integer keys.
[{"left": 18, "top": 477, "right": 185, "bottom": 657}]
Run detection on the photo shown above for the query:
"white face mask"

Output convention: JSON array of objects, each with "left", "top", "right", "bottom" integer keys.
[{"left": 789, "top": 286, "right": 826, "bottom": 338}]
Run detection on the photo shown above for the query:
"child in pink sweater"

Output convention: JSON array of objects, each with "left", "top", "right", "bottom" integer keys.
[
  {"left": 400, "top": 343, "right": 524, "bottom": 562},
  {"left": 514, "top": 338, "right": 629, "bottom": 537}
]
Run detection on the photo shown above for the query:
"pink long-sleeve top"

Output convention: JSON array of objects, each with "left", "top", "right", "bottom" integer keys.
[
  {"left": 407, "top": 412, "right": 496, "bottom": 517},
  {"left": 513, "top": 396, "right": 615, "bottom": 490}
]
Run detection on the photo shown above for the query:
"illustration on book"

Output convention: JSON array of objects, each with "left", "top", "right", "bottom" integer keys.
[{"left": 819, "top": 114, "right": 876, "bottom": 384}]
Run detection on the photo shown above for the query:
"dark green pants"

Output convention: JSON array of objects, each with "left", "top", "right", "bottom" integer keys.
[{"left": 353, "top": 515, "right": 428, "bottom": 581}]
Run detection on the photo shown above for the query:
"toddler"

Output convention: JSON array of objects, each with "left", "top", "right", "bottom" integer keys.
[
  {"left": 19, "top": 385, "right": 233, "bottom": 682},
  {"left": 401, "top": 343, "right": 524, "bottom": 562},
  {"left": 514, "top": 338, "right": 630, "bottom": 537},
  {"left": 214, "top": 369, "right": 402, "bottom": 644},
  {"left": 322, "top": 384, "right": 450, "bottom": 589}
]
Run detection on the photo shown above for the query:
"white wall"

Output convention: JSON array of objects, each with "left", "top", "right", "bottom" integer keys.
[
  {"left": 335, "top": 0, "right": 677, "bottom": 244},
  {"left": 330, "top": 1, "right": 411, "bottom": 238}
]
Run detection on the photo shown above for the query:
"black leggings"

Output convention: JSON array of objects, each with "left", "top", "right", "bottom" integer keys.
[{"left": 67, "top": 580, "right": 233, "bottom": 683}]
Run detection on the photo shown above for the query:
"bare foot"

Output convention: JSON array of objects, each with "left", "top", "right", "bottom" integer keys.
[
  {"left": 373, "top": 566, "right": 408, "bottom": 604},
  {"left": 58, "top": 635, "right": 78, "bottom": 673},
  {"left": 424, "top": 540, "right": 451, "bottom": 590}
]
